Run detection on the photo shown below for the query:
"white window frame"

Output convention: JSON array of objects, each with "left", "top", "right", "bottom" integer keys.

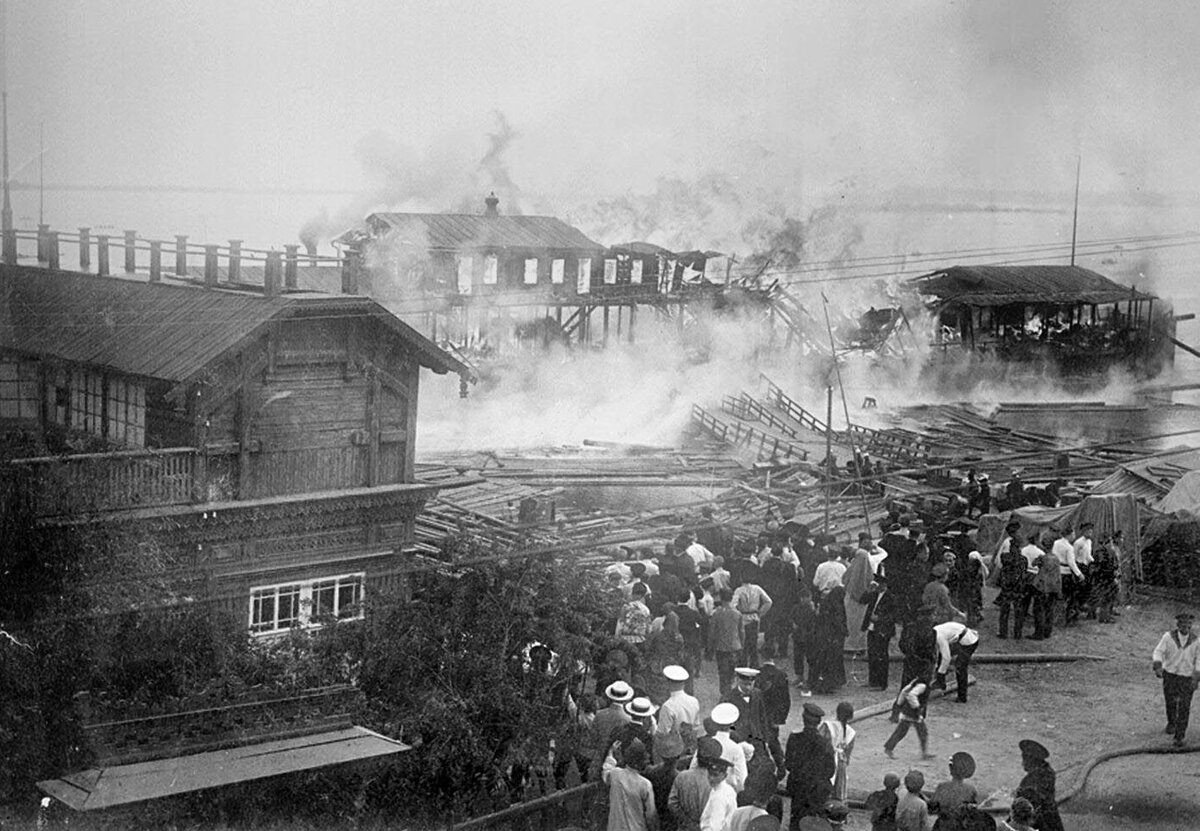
[
  {"left": 603, "top": 259, "right": 617, "bottom": 285},
  {"left": 577, "top": 258, "right": 592, "bottom": 294},
  {"left": 551, "top": 258, "right": 565, "bottom": 285},
  {"left": 483, "top": 255, "right": 498, "bottom": 285},
  {"left": 631, "top": 259, "right": 644, "bottom": 285},
  {"left": 456, "top": 255, "right": 473, "bottom": 295},
  {"left": 248, "top": 572, "right": 365, "bottom": 636},
  {"left": 524, "top": 258, "right": 539, "bottom": 285}
]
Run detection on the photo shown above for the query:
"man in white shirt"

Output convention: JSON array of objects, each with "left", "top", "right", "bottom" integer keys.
[
  {"left": 1152, "top": 611, "right": 1200, "bottom": 747},
  {"left": 682, "top": 531, "right": 715, "bottom": 572},
  {"left": 697, "top": 750, "right": 737, "bottom": 831},
  {"left": 933, "top": 620, "right": 980, "bottom": 704},
  {"left": 732, "top": 573, "right": 773, "bottom": 669},
  {"left": 690, "top": 702, "right": 747, "bottom": 792},
  {"left": 1051, "top": 528, "right": 1082, "bottom": 625},
  {"left": 655, "top": 665, "right": 700, "bottom": 761},
  {"left": 1073, "top": 522, "right": 1095, "bottom": 620},
  {"left": 812, "top": 547, "right": 847, "bottom": 596}
]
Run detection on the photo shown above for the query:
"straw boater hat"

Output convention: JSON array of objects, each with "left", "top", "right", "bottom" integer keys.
[
  {"left": 604, "top": 680, "right": 634, "bottom": 703},
  {"left": 625, "top": 697, "right": 658, "bottom": 718}
]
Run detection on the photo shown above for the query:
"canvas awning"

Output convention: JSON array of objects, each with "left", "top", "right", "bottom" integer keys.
[{"left": 37, "top": 726, "right": 409, "bottom": 811}]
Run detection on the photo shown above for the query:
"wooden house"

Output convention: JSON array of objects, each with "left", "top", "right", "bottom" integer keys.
[
  {"left": 1, "top": 259, "right": 472, "bottom": 633},
  {"left": 911, "top": 264, "right": 1173, "bottom": 377}
]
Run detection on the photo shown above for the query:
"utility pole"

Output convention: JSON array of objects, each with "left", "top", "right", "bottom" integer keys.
[
  {"left": 1070, "top": 156, "right": 1081, "bottom": 266},
  {"left": 38, "top": 121, "right": 43, "bottom": 226},
  {"left": 1, "top": 0, "right": 12, "bottom": 238}
]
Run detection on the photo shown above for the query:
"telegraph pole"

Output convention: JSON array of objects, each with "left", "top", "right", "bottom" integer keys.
[{"left": 1, "top": 0, "right": 12, "bottom": 238}]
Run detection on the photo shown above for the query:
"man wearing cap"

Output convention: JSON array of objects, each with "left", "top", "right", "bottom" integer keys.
[
  {"left": 994, "top": 521, "right": 1028, "bottom": 639},
  {"left": 690, "top": 702, "right": 748, "bottom": 793},
  {"left": 843, "top": 533, "right": 876, "bottom": 654},
  {"left": 602, "top": 737, "right": 658, "bottom": 831},
  {"left": 861, "top": 571, "right": 900, "bottom": 690},
  {"left": 1050, "top": 527, "right": 1081, "bottom": 626},
  {"left": 784, "top": 703, "right": 836, "bottom": 829},
  {"left": 1030, "top": 534, "right": 1062, "bottom": 641},
  {"left": 1152, "top": 611, "right": 1200, "bottom": 747},
  {"left": 932, "top": 620, "right": 980, "bottom": 704},
  {"left": 668, "top": 737, "right": 720, "bottom": 831},
  {"left": 920, "top": 562, "right": 963, "bottom": 625},
  {"left": 930, "top": 751, "right": 978, "bottom": 822},
  {"left": 1014, "top": 740, "right": 1063, "bottom": 831},
  {"left": 657, "top": 665, "right": 701, "bottom": 763},
  {"left": 710, "top": 588, "right": 744, "bottom": 696},
  {"left": 698, "top": 747, "right": 738, "bottom": 831},
  {"left": 723, "top": 667, "right": 782, "bottom": 777}
]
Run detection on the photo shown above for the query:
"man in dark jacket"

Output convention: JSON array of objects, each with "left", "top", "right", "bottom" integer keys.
[
  {"left": 1014, "top": 739, "right": 1064, "bottom": 831},
  {"left": 861, "top": 572, "right": 900, "bottom": 691},
  {"left": 784, "top": 703, "right": 835, "bottom": 829}
]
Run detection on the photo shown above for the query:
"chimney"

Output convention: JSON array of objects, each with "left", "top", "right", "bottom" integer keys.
[{"left": 484, "top": 192, "right": 500, "bottom": 217}]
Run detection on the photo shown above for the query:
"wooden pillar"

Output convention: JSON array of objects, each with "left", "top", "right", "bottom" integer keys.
[
  {"left": 403, "top": 362, "right": 419, "bottom": 482},
  {"left": 124, "top": 230, "right": 137, "bottom": 273},
  {"left": 97, "top": 235, "right": 110, "bottom": 275},
  {"left": 227, "top": 240, "right": 243, "bottom": 283},
  {"left": 46, "top": 231, "right": 59, "bottom": 269},
  {"left": 175, "top": 235, "right": 188, "bottom": 276},
  {"left": 149, "top": 240, "right": 162, "bottom": 282},
  {"left": 1, "top": 228, "right": 15, "bottom": 264},
  {"left": 78, "top": 227, "right": 91, "bottom": 270},
  {"left": 284, "top": 244, "right": 299, "bottom": 288},
  {"left": 628, "top": 304, "right": 636, "bottom": 343},
  {"left": 603, "top": 305, "right": 610, "bottom": 345},
  {"left": 204, "top": 245, "right": 219, "bottom": 286},
  {"left": 264, "top": 250, "right": 282, "bottom": 296},
  {"left": 236, "top": 353, "right": 253, "bottom": 499},
  {"left": 366, "top": 370, "right": 382, "bottom": 487}
]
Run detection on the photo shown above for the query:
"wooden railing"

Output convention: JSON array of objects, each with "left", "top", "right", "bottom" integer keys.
[
  {"left": 761, "top": 377, "right": 829, "bottom": 434},
  {"left": 450, "top": 781, "right": 599, "bottom": 831},
  {"left": 7, "top": 447, "right": 201, "bottom": 516},
  {"left": 691, "top": 404, "right": 808, "bottom": 462}
]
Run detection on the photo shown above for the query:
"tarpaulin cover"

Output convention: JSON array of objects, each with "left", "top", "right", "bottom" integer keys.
[
  {"left": 975, "top": 493, "right": 1142, "bottom": 578},
  {"left": 1157, "top": 470, "right": 1200, "bottom": 518}
]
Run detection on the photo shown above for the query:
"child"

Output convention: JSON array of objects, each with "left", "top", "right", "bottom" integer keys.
[
  {"left": 819, "top": 702, "right": 856, "bottom": 802},
  {"left": 895, "top": 770, "right": 929, "bottom": 831},
  {"left": 930, "top": 752, "right": 979, "bottom": 829},
  {"left": 999, "top": 796, "right": 1035, "bottom": 831},
  {"left": 884, "top": 677, "right": 933, "bottom": 760},
  {"left": 864, "top": 772, "right": 901, "bottom": 831}
]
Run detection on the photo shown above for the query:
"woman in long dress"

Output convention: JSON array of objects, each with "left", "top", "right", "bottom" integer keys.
[
  {"left": 819, "top": 701, "right": 856, "bottom": 801},
  {"left": 842, "top": 539, "right": 874, "bottom": 653}
]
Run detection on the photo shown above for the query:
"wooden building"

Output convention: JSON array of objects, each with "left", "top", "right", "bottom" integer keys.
[
  {"left": 911, "top": 264, "right": 1173, "bottom": 377},
  {"left": 1, "top": 257, "right": 472, "bottom": 633},
  {"left": 332, "top": 196, "right": 734, "bottom": 352}
]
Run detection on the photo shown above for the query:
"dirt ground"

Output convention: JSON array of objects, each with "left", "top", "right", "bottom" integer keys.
[{"left": 692, "top": 587, "right": 1200, "bottom": 829}]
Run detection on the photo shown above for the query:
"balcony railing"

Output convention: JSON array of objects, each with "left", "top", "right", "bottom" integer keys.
[{"left": 6, "top": 447, "right": 202, "bottom": 517}]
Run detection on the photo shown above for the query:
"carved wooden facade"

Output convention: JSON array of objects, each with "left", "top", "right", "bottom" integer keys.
[{"left": 1, "top": 262, "right": 471, "bottom": 629}]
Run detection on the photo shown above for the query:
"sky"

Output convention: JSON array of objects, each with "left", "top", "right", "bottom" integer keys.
[{"left": 10, "top": 0, "right": 1200, "bottom": 250}]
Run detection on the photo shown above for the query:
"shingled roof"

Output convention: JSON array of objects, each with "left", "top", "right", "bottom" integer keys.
[
  {"left": 912, "top": 264, "right": 1154, "bottom": 306},
  {"left": 345, "top": 212, "right": 604, "bottom": 253},
  {"left": 0, "top": 265, "right": 473, "bottom": 387}
]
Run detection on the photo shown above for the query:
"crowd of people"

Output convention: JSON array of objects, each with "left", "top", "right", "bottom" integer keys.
[{"left": 565, "top": 502, "right": 1088, "bottom": 831}]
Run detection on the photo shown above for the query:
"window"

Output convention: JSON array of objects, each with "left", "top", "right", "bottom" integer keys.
[
  {"left": 577, "top": 258, "right": 592, "bottom": 294},
  {"left": 551, "top": 259, "right": 565, "bottom": 284},
  {"left": 0, "top": 358, "right": 39, "bottom": 420},
  {"left": 249, "top": 573, "right": 365, "bottom": 635},
  {"left": 524, "top": 258, "right": 538, "bottom": 285},
  {"left": 70, "top": 369, "right": 104, "bottom": 437},
  {"left": 483, "top": 255, "right": 498, "bottom": 285},
  {"left": 631, "top": 260, "right": 644, "bottom": 285},
  {"left": 106, "top": 378, "right": 146, "bottom": 447},
  {"left": 603, "top": 259, "right": 617, "bottom": 285},
  {"left": 456, "top": 256, "right": 473, "bottom": 295}
]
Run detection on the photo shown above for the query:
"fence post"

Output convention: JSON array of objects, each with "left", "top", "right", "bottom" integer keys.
[
  {"left": 204, "top": 245, "right": 219, "bottom": 286},
  {"left": 97, "top": 235, "right": 110, "bottom": 275},
  {"left": 79, "top": 227, "right": 91, "bottom": 270},
  {"left": 124, "top": 230, "right": 137, "bottom": 273},
  {"left": 175, "top": 235, "right": 188, "bottom": 276},
  {"left": 228, "top": 239, "right": 242, "bottom": 283},
  {"left": 46, "top": 231, "right": 59, "bottom": 270},
  {"left": 149, "top": 240, "right": 162, "bottom": 282},
  {"left": 264, "top": 250, "right": 282, "bottom": 296},
  {"left": 284, "top": 244, "right": 299, "bottom": 289},
  {"left": 37, "top": 223, "right": 49, "bottom": 263},
  {"left": 2, "top": 227, "right": 15, "bottom": 264}
]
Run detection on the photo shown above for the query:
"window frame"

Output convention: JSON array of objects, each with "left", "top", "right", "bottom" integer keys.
[{"left": 248, "top": 572, "right": 366, "bottom": 636}]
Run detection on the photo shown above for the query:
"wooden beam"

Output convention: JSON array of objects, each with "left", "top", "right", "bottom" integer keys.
[
  {"left": 236, "top": 353, "right": 253, "bottom": 499},
  {"left": 366, "top": 371, "right": 381, "bottom": 487}
]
